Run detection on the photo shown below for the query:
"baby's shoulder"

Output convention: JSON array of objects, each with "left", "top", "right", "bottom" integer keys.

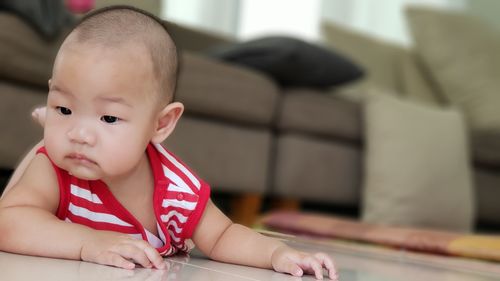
[{"left": 0, "top": 153, "right": 60, "bottom": 212}]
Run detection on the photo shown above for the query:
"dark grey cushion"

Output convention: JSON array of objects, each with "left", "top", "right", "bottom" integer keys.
[{"left": 208, "top": 36, "right": 364, "bottom": 88}]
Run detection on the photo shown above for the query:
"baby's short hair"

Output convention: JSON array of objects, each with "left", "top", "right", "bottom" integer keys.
[{"left": 68, "top": 5, "right": 178, "bottom": 103}]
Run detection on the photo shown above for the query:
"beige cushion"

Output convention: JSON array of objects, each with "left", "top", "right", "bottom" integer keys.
[
  {"left": 320, "top": 21, "right": 439, "bottom": 106},
  {"left": 397, "top": 48, "right": 441, "bottom": 105},
  {"left": 320, "top": 21, "right": 402, "bottom": 94},
  {"left": 407, "top": 7, "right": 500, "bottom": 130},
  {"left": 362, "top": 94, "right": 475, "bottom": 232}
]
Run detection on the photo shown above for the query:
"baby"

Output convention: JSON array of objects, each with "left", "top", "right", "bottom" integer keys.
[{"left": 0, "top": 6, "right": 337, "bottom": 280}]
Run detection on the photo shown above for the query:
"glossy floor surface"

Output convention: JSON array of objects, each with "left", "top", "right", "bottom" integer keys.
[{"left": 1, "top": 233, "right": 499, "bottom": 281}]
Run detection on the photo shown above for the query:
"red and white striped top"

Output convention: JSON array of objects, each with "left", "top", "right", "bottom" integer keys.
[{"left": 37, "top": 143, "right": 210, "bottom": 256}]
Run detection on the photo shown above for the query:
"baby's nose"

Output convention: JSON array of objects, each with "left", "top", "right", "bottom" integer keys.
[{"left": 67, "top": 125, "right": 96, "bottom": 146}]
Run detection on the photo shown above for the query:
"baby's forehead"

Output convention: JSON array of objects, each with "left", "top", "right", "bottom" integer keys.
[
  {"left": 55, "top": 40, "right": 157, "bottom": 86},
  {"left": 59, "top": 37, "right": 151, "bottom": 65},
  {"left": 65, "top": 29, "right": 149, "bottom": 51}
]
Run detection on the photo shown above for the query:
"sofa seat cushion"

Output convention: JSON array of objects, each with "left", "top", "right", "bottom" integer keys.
[
  {"left": 278, "top": 89, "right": 362, "bottom": 142},
  {"left": 163, "top": 116, "right": 272, "bottom": 194},
  {"left": 273, "top": 133, "right": 362, "bottom": 205},
  {"left": 471, "top": 130, "right": 500, "bottom": 168},
  {"left": 475, "top": 169, "right": 500, "bottom": 225},
  {"left": 176, "top": 52, "right": 280, "bottom": 126},
  {"left": 0, "top": 13, "right": 68, "bottom": 88}
]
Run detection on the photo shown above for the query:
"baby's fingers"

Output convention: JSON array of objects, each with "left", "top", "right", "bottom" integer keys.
[
  {"left": 104, "top": 252, "right": 136, "bottom": 270},
  {"left": 116, "top": 244, "right": 153, "bottom": 269},
  {"left": 142, "top": 244, "right": 166, "bottom": 269},
  {"left": 274, "top": 258, "right": 303, "bottom": 277},
  {"left": 314, "top": 253, "right": 338, "bottom": 281},
  {"left": 299, "top": 256, "right": 323, "bottom": 280}
]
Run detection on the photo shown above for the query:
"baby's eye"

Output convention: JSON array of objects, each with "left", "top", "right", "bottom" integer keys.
[
  {"left": 101, "top": 115, "right": 120, "bottom": 124},
  {"left": 56, "top": 106, "right": 72, "bottom": 115}
]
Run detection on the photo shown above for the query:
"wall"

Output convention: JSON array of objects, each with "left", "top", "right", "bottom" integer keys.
[
  {"left": 162, "top": 0, "right": 239, "bottom": 36},
  {"left": 158, "top": 0, "right": 499, "bottom": 44},
  {"left": 320, "top": 0, "right": 467, "bottom": 46}
]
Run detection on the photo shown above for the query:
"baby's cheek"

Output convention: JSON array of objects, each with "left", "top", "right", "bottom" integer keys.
[
  {"left": 100, "top": 144, "right": 141, "bottom": 174},
  {"left": 44, "top": 133, "right": 63, "bottom": 159}
]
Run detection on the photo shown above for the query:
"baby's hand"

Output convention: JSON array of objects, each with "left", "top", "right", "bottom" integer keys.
[
  {"left": 80, "top": 231, "right": 166, "bottom": 270},
  {"left": 271, "top": 245, "right": 338, "bottom": 280}
]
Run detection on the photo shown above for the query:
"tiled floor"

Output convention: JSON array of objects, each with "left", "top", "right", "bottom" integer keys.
[{"left": 1, "top": 233, "right": 499, "bottom": 281}]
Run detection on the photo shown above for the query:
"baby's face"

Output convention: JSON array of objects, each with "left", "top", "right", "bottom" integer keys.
[{"left": 44, "top": 43, "right": 160, "bottom": 181}]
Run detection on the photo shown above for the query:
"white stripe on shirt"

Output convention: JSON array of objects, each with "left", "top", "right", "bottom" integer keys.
[
  {"left": 68, "top": 203, "right": 132, "bottom": 227},
  {"left": 162, "top": 167, "right": 195, "bottom": 194},
  {"left": 155, "top": 143, "right": 200, "bottom": 189},
  {"left": 162, "top": 199, "right": 197, "bottom": 210},
  {"left": 70, "top": 184, "right": 103, "bottom": 204},
  {"left": 161, "top": 210, "right": 188, "bottom": 224},
  {"left": 167, "top": 220, "right": 182, "bottom": 234}
]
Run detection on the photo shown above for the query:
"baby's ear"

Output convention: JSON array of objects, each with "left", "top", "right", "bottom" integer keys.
[{"left": 151, "top": 102, "right": 184, "bottom": 144}]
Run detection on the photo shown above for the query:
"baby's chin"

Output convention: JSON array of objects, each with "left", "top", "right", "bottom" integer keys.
[
  {"left": 63, "top": 165, "right": 102, "bottom": 181},
  {"left": 68, "top": 171, "right": 101, "bottom": 181}
]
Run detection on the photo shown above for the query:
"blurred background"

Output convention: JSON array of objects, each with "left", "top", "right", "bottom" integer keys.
[
  {"left": 101, "top": 0, "right": 497, "bottom": 45},
  {"left": 1, "top": 0, "right": 500, "bottom": 238}
]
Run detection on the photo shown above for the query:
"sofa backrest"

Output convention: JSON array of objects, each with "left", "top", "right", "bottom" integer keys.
[
  {"left": 0, "top": 13, "right": 69, "bottom": 88},
  {"left": 163, "top": 20, "right": 235, "bottom": 53}
]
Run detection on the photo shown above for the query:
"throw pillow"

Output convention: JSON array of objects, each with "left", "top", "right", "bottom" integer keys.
[
  {"left": 320, "top": 21, "right": 403, "bottom": 95},
  {"left": 362, "top": 93, "right": 475, "bottom": 232},
  {"left": 406, "top": 6, "right": 500, "bottom": 130},
  {"left": 208, "top": 36, "right": 364, "bottom": 88}
]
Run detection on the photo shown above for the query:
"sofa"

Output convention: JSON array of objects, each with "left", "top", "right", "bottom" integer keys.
[{"left": 1, "top": 6, "right": 500, "bottom": 231}]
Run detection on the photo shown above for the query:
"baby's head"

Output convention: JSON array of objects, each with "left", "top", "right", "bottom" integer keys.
[
  {"left": 44, "top": 6, "right": 184, "bottom": 181},
  {"left": 60, "top": 5, "right": 179, "bottom": 104}
]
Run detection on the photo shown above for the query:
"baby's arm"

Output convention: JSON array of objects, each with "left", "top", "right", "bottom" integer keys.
[
  {"left": 192, "top": 201, "right": 338, "bottom": 280},
  {"left": 0, "top": 153, "right": 165, "bottom": 270}
]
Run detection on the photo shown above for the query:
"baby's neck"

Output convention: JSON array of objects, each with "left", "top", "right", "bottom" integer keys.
[
  {"left": 102, "top": 153, "right": 154, "bottom": 200},
  {"left": 101, "top": 152, "right": 157, "bottom": 235}
]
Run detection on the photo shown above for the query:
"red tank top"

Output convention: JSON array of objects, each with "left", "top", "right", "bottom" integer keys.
[{"left": 37, "top": 143, "right": 210, "bottom": 256}]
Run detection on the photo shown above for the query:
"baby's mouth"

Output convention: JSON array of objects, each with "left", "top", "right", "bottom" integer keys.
[{"left": 67, "top": 153, "right": 96, "bottom": 165}]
